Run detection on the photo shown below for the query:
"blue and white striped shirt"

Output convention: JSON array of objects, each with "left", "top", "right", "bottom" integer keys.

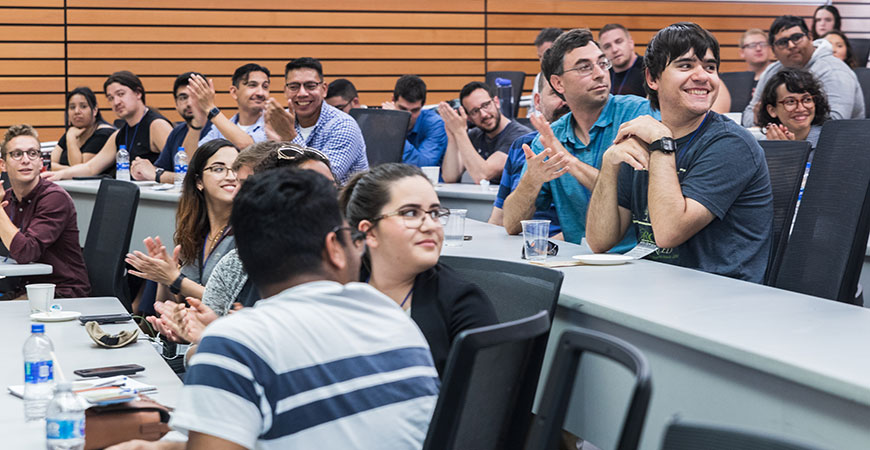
[
  {"left": 170, "top": 281, "right": 439, "bottom": 450},
  {"left": 290, "top": 102, "right": 368, "bottom": 184}
]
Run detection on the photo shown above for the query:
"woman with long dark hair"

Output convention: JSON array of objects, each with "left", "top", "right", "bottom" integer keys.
[
  {"left": 126, "top": 139, "right": 239, "bottom": 302},
  {"left": 811, "top": 5, "right": 841, "bottom": 40},
  {"left": 49, "top": 87, "right": 115, "bottom": 170}
]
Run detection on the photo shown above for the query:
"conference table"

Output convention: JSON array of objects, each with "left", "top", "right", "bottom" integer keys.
[
  {"left": 444, "top": 220, "right": 870, "bottom": 450},
  {"left": 434, "top": 183, "right": 498, "bottom": 222},
  {"left": 0, "top": 297, "right": 182, "bottom": 447},
  {"left": 0, "top": 261, "right": 52, "bottom": 277}
]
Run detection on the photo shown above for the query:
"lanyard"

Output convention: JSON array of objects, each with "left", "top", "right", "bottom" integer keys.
[
  {"left": 124, "top": 120, "right": 141, "bottom": 152},
  {"left": 366, "top": 276, "right": 414, "bottom": 309},
  {"left": 676, "top": 112, "right": 710, "bottom": 166},
  {"left": 614, "top": 64, "right": 632, "bottom": 95}
]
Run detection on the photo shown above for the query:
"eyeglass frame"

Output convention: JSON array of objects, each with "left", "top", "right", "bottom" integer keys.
[
  {"left": 777, "top": 94, "right": 815, "bottom": 111},
  {"left": 741, "top": 41, "right": 769, "bottom": 51},
  {"left": 285, "top": 81, "right": 324, "bottom": 93},
  {"left": 7, "top": 149, "right": 41, "bottom": 161},
  {"left": 331, "top": 225, "right": 367, "bottom": 247},
  {"left": 371, "top": 206, "right": 451, "bottom": 229},
  {"left": 202, "top": 164, "right": 236, "bottom": 177},
  {"left": 562, "top": 57, "right": 613, "bottom": 77},
  {"left": 467, "top": 99, "right": 496, "bottom": 118},
  {"left": 772, "top": 32, "right": 807, "bottom": 49}
]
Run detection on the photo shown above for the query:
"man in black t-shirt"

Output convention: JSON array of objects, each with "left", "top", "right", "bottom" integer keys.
[
  {"left": 438, "top": 82, "right": 531, "bottom": 184},
  {"left": 599, "top": 24, "right": 646, "bottom": 97}
]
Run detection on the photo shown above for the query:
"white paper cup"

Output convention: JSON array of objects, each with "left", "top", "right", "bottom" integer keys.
[
  {"left": 422, "top": 166, "right": 440, "bottom": 185},
  {"left": 444, "top": 209, "right": 467, "bottom": 247},
  {"left": 521, "top": 220, "right": 551, "bottom": 261},
  {"left": 26, "top": 283, "right": 55, "bottom": 313}
]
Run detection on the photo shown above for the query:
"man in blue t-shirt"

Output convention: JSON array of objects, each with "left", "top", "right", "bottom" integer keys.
[
  {"left": 487, "top": 71, "right": 569, "bottom": 236},
  {"left": 131, "top": 72, "right": 210, "bottom": 184},
  {"left": 586, "top": 22, "right": 773, "bottom": 283},
  {"left": 502, "top": 28, "right": 657, "bottom": 252},
  {"left": 381, "top": 75, "right": 447, "bottom": 167}
]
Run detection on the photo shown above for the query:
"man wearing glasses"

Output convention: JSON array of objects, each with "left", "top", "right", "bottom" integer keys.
[
  {"left": 438, "top": 81, "right": 531, "bottom": 184},
  {"left": 742, "top": 15, "right": 864, "bottom": 127},
  {"left": 325, "top": 78, "right": 364, "bottom": 114},
  {"left": 738, "top": 29, "right": 772, "bottom": 88},
  {"left": 0, "top": 125, "right": 89, "bottom": 298},
  {"left": 264, "top": 57, "right": 368, "bottom": 185},
  {"left": 502, "top": 28, "right": 656, "bottom": 252}
]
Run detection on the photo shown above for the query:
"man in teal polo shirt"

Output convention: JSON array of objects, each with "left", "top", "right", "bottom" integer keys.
[{"left": 503, "top": 28, "right": 657, "bottom": 252}]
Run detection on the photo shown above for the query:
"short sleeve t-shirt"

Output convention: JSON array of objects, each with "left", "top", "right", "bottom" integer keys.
[
  {"left": 610, "top": 55, "right": 646, "bottom": 97},
  {"left": 56, "top": 126, "right": 115, "bottom": 167},
  {"left": 467, "top": 120, "right": 531, "bottom": 184},
  {"left": 617, "top": 112, "right": 773, "bottom": 283}
]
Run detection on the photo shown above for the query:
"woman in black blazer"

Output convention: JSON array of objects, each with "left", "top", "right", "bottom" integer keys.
[{"left": 340, "top": 163, "right": 498, "bottom": 377}]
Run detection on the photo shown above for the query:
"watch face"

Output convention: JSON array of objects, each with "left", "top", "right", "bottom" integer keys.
[{"left": 662, "top": 138, "right": 677, "bottom": 152}]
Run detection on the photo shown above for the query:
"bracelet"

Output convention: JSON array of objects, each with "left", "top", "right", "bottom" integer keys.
[
  {"left": 169, "top": 273, "right": 186, "bottom": 295},
  {"left": 155, "top": 168, "right": 165, "bottom": 183}
]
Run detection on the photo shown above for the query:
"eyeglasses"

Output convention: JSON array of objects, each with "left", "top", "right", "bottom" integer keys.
[
  {"left": 773, "top": 32, "right": 807, "bottom": 49},
  {"left": 741, "top": 42, "right": 769, "bottom": 51},
  {"left": 467, "top": 100, "right": 495, "bottom": 118},
  {"left": 373, "top": 207, "right": 450, "bottom": 229},
  {"left": 563, "top": 58, "right": 613, "bottom": 77},
  {"left": 331, "top": 100, "right": 352, "bottom": 111},
  {"left": 331, "top": 225, "right": 366, "bottom": 247},
  {"left": 8, "top": 149, "right": 40, "bottom": 161},
  {"left": 276, "top": 145, "right": 330, "bottom": 166},
  {"left": 285, "top": 81, "right": 323, "bottom": 93},
  {"left": 778, "top": 95, "right": 815, "bottom": 111},
  {"left": 202, "top": 165, "right": 236, "bottom": 177}
]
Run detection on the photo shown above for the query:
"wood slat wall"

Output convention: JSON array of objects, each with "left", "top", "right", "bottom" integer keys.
[
  {"left": 834, "top": 1, "right": 870, "bottom": 40},
  {"left": 0, "top": 0, "right": 817, "bottom": 139}
]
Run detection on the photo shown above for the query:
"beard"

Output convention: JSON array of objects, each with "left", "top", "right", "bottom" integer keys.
[{"left": 480, "top": 108, "right": 502, "bottom": 133}]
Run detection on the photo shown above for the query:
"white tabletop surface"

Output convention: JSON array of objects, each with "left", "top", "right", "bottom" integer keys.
[
  {"left": 0, "top": 297, "right": 182, "bottom": 446},
  {"left": 434, "top": 183, "right": 499, "bottom": 201},
  {"left": 0, "top": 261, "right": 52, "bottom": 277},
  {"left": 444, "top": 220, "right": 870, "bottom": 407},
  {"left": 55, "top": 179, "right": 181, "bottom": 203}
]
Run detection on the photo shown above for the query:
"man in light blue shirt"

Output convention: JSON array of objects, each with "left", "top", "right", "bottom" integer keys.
[
  {"left": 382, "top": 75, "right": 448, "bottom": 167},
  {"left": 196, "top": 63, "right": 270, "bottom": 147},
  {"left": 503, "top": 28, "right": 658, "bottom": 252}
]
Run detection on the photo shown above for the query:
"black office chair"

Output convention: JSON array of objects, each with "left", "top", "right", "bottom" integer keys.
[
  {"left": 83, "top": 179, "right": 139, "bottom": 310},
  {"left": 423, "top": 311, "right": 550, "bottom": 450},
  {"left": 660, "top": 420, "right": 827, "bottom": 450},
  {"left": 850, "top": 38, "right": 870, "bottom": 73},
  {"left": 759, "top": 140, "right": 812, "bottom": 285},
  {"left": 486, "top": 71, "right": 526, "bottom": 118},
  {"left": 720, "top": 71, "right": 755, "bottom": 113},
  {"left": 771, "top": 120, "right": 870, "bottom": 305},
  {"left": 525, "top": 328, "right": 652, "bottom": 450},
  {"left": 439, "top": 255, "right": 563, "bottom": 323},
  {"left": 854, "top": 68, "right": 870, "bottom": 119},
  {"left": 348, "top": 108, "right": 410, "bottom": 167}
]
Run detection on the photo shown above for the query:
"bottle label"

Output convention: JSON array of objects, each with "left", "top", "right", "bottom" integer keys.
[
  {"left": 46, "top": 418, "right": 85, "bottom": 440},
  {"left": 174, "top": 164, "right": 188, "bottom": 173},
  {"left": 116, "top": 162, "right": 130, "bottom": 171},
  {"left": 24, "top": 360, "right": 53, "bottom": 384}
]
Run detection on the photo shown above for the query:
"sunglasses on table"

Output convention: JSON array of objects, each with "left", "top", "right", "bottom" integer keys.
[{"left": 276, "top": 145, "right": 331, "bottom": 166}]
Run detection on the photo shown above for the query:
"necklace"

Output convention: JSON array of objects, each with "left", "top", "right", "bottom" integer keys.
[{"left": 204, "top": 225, "right": 228, "bottom": 257}]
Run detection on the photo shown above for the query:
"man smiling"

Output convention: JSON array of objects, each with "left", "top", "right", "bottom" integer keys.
[
  {"left": 742, "top": 15, "right": 863, "bottom": 126},
  {"left": 587, "top": 22, "right": 773, "bottom": 283},
  {"left": 264, "top": 57, "right": 367, "bottom": 184}
]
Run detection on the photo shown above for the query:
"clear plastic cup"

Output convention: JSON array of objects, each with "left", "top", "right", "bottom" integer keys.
[{"left": 521, "top": 220, "right": 550, "bottom": 261}]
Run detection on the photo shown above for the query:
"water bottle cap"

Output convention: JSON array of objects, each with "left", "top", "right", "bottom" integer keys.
[
  {"left": 31, "top": 324, "right": 44, "bottom": 333},
  {"left": 495, "top": 77, "right": 512, "bottom": 87},
  {"left": 178, "top": 147, "right": 185, "bottom": 153},
  {"left": 119, "top": 145, "right": 127, "bottom": 150}
]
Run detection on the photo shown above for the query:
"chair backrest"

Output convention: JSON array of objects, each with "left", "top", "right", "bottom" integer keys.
[
  {"left": 525, "top": 328, "right": 652, "bottom": 450},
  {"left": 851, "top": 39, "right": 870, "bottom": 74},
  {"left": 719, "top": 71, "right": 755, "bottom": 113},
  {"left": 83, "top": 179, "right": 139, "bottom": 310},
  {"left": 348, "top": 108, "right": 410, "bottom": 167},
  {"left": 758, "top": 140, "right": 812, "bottom": 284},
  {"left": 485, "top": 71, "right": 526, "bottom": 118},
  {"left": 854, "top": 68, "right": 870, "bottom": 119},
  {"left": 438, "top": 255, "right": 563, "bottom": 324},
  {"left": 771, "top": 120, "right": 870, "bottom": 305},
  {"left": 423, "top": 310, "right": 551, "bottom": 450},
  {"left": 660, "top": 420, "right": 826, "bottom": 450}
]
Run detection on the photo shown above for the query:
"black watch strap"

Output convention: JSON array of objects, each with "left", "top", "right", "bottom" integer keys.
[
  {"left": 207, "top": 107, "right": 221, "bottom": 121},
  {"left": 169, "top": 273, "right": 186, "bottom": 295},
  {"left": 155, "top": 168, "right": 165, "bottom": 183},
  {"left": 649, "top": 136, "right": 676, "bottom": 153}
]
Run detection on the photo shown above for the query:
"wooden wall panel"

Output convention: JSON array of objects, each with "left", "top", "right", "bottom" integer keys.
[
  {"left": 0, "top": 1, "right": 821, "bottom": 138},
  {"left": 834, "top": 1, "right": 870, "bottom": 40}
]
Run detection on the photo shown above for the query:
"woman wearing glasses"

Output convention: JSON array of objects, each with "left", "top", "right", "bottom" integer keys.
[
  {"left": 126, "top": 139, "right": 239, "bottom": 303},
  {"left": 340, "top": 163, "right": 498, "bottom": 377},
  {"left": 49, "top": 87, "right": 115, "bottom": 172},
  {"left": 757, "top": 68, "right": 830, "bottom": 148}
]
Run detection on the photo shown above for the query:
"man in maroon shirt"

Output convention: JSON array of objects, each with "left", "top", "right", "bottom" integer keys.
[{"left": 0, "top": 124, "right": 89, "bottom": 298}]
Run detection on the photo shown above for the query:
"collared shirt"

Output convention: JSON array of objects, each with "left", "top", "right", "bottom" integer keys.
[
  {"left": 3, "top": 177, "right": 89, "bottom": 297},
  {"left": 198, "top": 113, "right": 268, "bottom": 146},
  {"left": 527, "top": 94, "right": 658, "bottom": 251},
  {"left": 403, "top": 108, "right": 448, "bottom": 167},
  {"left": 495, "top": 131, "right": 561, "bottom": 235},
  {"left": 290, "top": 102, "right": 368, "bottom": 184}
]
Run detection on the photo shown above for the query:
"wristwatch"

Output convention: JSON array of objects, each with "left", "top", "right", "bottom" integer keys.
[
  {"left": 169, "top": 273, "right": 187, "bottom": 295},
  {"left": 154, "top": 168, "right": 165, "bottom": 183},
  {"left": 649, "top": 136, "right": 677, "bottom": 154},
  {"left": 207, "top": 107, "right": 221, "bottom": 121}
]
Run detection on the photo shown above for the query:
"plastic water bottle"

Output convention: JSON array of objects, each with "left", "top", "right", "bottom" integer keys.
[
  {"left": 23, "top": 323, "right": 55, "bottom": 421},
  {"left": 45, "top": 382, "right": 86, "bottom": 450},
  {"left": 116, "top": 145, "right": 130, "bottom": 181},
  {"left": 174, "top": 147, "right": 188, "bottom": 190},
  {"left": 495, "top": 77, "right": 514, "bottom": 118}
]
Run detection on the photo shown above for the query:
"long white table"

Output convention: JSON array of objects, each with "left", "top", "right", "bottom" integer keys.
[
  {"left": 0, "top": 297, "right": 182, "bottom": 447},
  {"left": 444, "top": 220, "right": 870, "bottom": 450},
  {"left": 0, "top": 261, "right": 52, "bottom": 277},
  {"left": 56, "top": 180, "right": 180, "bottom": 253},
  {"left": 435, "top": 183, "right": 498, "bottom": 222}
]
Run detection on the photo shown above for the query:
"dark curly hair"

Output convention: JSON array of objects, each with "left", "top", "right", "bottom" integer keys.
[{"left": 756, "top": 68, "right": 829, "bottom": 128}]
